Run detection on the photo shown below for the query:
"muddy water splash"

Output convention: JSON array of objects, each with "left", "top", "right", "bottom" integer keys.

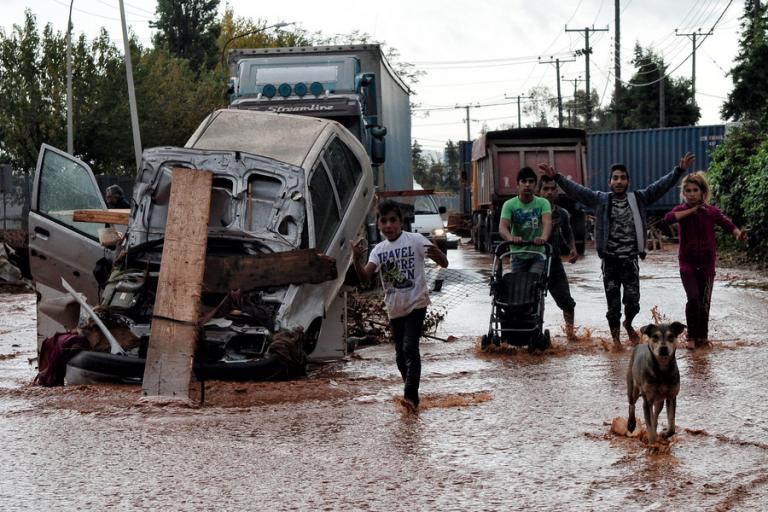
[{"left": 1, "top": 244, "right": 767, "bottom": 510}]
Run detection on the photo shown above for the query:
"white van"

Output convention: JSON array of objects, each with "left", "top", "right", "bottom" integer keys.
[{"left": 405, "top": 183, "right": 448, "bottom": 252}]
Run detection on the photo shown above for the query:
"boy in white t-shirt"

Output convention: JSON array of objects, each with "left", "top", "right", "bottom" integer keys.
[{"left": 351, "top": 200, "right": 449, "bottom": 411}]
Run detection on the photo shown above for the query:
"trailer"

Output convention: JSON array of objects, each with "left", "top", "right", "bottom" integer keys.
[
  {"left": 226, "top": 44, "right": 412, "bottom": 192},
  {"left": 470, "top": 128, "right": 588, "bottom": 254}
]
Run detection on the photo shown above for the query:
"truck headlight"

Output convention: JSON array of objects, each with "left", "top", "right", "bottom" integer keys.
[{"left": 432, "top": 228, "right": 446, "bottom": 237}]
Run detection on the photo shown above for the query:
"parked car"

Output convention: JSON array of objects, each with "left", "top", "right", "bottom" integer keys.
[{"left": 28, "top": 109, "right": 375, "bottom": 383}]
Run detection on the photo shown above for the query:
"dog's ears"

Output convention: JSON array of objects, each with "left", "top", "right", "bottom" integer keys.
[
  {"left": 640, "top": 324, "right": 655, "bottom": 336},
  {"left": 670, "top": 321, "right": 686, "bottom": 337}
]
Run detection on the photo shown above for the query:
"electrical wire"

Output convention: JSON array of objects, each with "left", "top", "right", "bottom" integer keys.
[
  {"left": 49, "top": 0, "right": 150, "bottom": 22},
  {"left": 623, "top": 0, "right": 735, "bottom": 87}
]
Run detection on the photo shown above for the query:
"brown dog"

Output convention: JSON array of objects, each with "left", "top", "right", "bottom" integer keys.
[{"left": 627, "top": 321, "right": 686, "bottom": 444}]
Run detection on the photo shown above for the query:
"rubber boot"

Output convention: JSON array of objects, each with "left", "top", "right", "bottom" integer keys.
[{"left": 564, "top": 310, "right": 576, "bottom": 341}]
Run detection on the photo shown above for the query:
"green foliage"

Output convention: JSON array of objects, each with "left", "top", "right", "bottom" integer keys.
[
  {"left": 411, "top": 140, "right": 460, "bottom": 192},
  {"left": 603, "top": 45, "right": 699, "bottom": 130},
  {"left": 0, "top": 11, "right": 66, "bottom": 173},
  {"left": 522, "top": 86, "right": 557, "bottom": 127},
  {"left": 707, "top": 125, "right": 768, "bottom": 257},
  {"left": 411, "top": 140, "right": 431, "bottom": 187},
  {"left": 721, "top": 1, "right": 768, "bottom": 126},
  {"left": 152, "top": 0, "right": 221, "bottom": 72},
  {"left": 0, "top": 7, "right": 422, "bottom": 177}
]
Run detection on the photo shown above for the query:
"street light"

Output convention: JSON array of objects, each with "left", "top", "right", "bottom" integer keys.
[{"left": 220, "top": 21, "right": 295, "bottom": 76}]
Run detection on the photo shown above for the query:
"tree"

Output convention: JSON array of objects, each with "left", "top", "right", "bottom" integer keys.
[
  {"left": 152, "top": 0, "right": 221, "bottom": 72},
  {"left": 522, "top": 86, "right": 557, "bottom": 127},
  {"left": 441, "top": 140, "right": 460, "bottom": 192},
  {"left": 564, "top": 87, "right": 599, "bottom": 128},
  {"left": 411, "top": 140, "right": 432, "bottom": 188},
  {"left": 721, "top": 0, "right": 768, "bottom": 126},
  {"left": 605, "top": 44, "right": 699, "bottom": 130},
  {"left": 0, "top": 11, "right": 66, "bottom": 173}
]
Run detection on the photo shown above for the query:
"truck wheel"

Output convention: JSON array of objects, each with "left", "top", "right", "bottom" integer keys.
[{"left": 484, "top": 218, "right": 494, "bottom": 254}]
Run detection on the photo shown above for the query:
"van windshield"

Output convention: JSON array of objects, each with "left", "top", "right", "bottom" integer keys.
[{"left": 413, "top": 195, "right": 439, "bottom": 215}]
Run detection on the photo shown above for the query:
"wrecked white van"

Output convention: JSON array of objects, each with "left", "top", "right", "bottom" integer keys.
[{"left": 29, "top": 109, "right": 374, "bottom": 383}]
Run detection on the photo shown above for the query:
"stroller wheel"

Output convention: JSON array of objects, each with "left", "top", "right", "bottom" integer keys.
[
  {"left": 481, "top": 334, "right": 490, "bottom": 350},
  {"left": 492, "top": 334, "right": 502, "bottom": 347},
  {"left": 542, "top": 329, "right": 551, "bottom": 350}
]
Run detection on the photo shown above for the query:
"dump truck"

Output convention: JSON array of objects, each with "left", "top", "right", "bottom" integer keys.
[
  {"left": 226, "top": 44, "right": 412, "bottom": 193},
  {"left": 470, "top": 128, "right": 588, "bottom": 254}
]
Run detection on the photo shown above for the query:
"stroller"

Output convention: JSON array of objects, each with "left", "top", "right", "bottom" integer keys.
[{"left": 481, "top": 241, "right": 553, "bottom": 352}]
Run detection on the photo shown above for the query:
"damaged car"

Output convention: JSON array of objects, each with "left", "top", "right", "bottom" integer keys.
[{"left": 29, "top": 109, "right": 374, "bottom": 384}]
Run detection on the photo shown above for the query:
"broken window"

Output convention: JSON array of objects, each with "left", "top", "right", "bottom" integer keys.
[
  {"left": 38, "top": 149, "right": 104, "bottom": 238},
  {"left": 322, "top": 138, "right": 361, "bottom": 211},
  {"left": 309, "top": 163, "right": 340, "bottom": 251}
]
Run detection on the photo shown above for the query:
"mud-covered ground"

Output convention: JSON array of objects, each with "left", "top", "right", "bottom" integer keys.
[{"left": 1, "top": 243, "right": 767, "bottom": 511}]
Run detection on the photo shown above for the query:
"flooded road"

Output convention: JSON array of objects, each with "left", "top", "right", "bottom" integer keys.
[{"left": 1, "top": 243, "right": 767, "bottom": 510}]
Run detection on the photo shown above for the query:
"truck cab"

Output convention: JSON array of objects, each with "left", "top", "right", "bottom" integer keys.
[{"left": 225, "top": 45, "right": 412, "bottom": 193}]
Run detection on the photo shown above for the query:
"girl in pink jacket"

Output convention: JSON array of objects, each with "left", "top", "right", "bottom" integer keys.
[{"left": 664, "top": 172, "right": 747, "bottom": 348}]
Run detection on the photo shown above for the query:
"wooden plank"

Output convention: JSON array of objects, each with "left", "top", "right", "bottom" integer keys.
[
  {"left": 73, "top": 209, "right": 130, "bottom": 224},
  {"left": 203, "top": 250, "right": 337, "bottom": 293},
  {"left": 143, "top": 168, "right": 212, "bottom": 398}
]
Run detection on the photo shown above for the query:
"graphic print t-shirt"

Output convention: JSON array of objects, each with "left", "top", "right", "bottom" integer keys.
[
  {"left": 368, "top": 231, "right": 431, "bottom": 319},
  {"left": 605, "top": 196, "right": 638, "bottom": 257},
  {"left": 500, "top": 196, "right": 551, "bottom": 255}
]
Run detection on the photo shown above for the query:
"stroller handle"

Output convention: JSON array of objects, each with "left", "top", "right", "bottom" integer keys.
[{"left": 495, "top": 240, "right": 552, "bottom": 258}]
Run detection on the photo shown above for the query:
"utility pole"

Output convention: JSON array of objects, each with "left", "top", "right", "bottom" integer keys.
[
  {"left": 675, "top": 28, "right": 713, "bottom": 101},
  {"left": 614, "top": 0, "right": 621, "bottom": 130},
  {"left": 66, "top": 0, "right": 74, "bottom": 155},
  {"left": 659, "top": 63, "right": 666, "bottom": 128},
  {"left": 118, "top": 0, "right": 142, "bottom": 171},
  {"left": 562, "top": 76, "right": 583, "bottom": 127},
  {"left": 566, "top": 25, "right": 609, "bottom": 129},
  {"left": 539, "top": 56, "right": 576, "bottom": 128},
  {"left": 503, "top": 94, "right": 531, "bottom": 128},
  {"left": 465, "top": 105, "right": 471, "bottom": 141},
  {"left": 456, "top": 104, "right": 476, "bottom": 141}
]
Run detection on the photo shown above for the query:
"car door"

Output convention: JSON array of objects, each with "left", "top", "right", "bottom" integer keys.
[{"left": 29, "top": 144, "right": 108, "bottom": 345}]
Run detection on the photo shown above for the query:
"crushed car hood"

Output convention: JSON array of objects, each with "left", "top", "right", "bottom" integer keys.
[{"left": 127, "top": 147, "right": 306, "bottom": 253}]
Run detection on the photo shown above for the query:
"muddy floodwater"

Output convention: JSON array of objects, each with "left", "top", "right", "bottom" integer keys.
[{"left": 1, "top": 243, "right": 767, "bottom": 510}]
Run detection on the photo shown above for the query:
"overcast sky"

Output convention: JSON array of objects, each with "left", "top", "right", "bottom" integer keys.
[{"left": 2, "top": 0, "right": 745, "bottom": 153}]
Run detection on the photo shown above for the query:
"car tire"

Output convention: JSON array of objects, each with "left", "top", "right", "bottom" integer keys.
[{"left": 65, "top": 350, "right": 290, "bottom": 384}]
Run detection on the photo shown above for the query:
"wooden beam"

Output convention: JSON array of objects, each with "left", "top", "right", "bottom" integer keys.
[
  {"left": 203, "top": 250, "right": 337, "bottom": 293},
  {"left": 142, "top": 168, "right": 212, "bottom": 399},
  {"left": 73, "top": 209, "right": 130, "bottom": 225}
]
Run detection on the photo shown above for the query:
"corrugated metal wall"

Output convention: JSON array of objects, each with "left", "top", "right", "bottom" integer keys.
[{"left": 586, "top": 125, "right": 726, "bottom": 210}]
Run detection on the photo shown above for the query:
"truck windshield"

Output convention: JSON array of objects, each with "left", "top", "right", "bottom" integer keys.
[{"left": 253, "top": 66, "right": 338, "bottom": 85}]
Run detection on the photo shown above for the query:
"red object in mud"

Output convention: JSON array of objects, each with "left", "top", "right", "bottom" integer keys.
[{"left": 34, "top": 332, "right": 89, "bottom": 387}]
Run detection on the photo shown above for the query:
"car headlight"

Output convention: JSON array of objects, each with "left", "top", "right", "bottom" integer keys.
[{"left": 432, "top": 228, "right": 446, "bottom": 237}]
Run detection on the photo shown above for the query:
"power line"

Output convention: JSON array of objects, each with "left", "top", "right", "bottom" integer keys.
[
  {"left": 49, "top": 0, "right": 150, "bottom": 22},
  {"left": 622, "top": 0, "right": 735, "bottom": 88},
  {"left": 411, "top": 52, "right": 573, "bottom": 66}
]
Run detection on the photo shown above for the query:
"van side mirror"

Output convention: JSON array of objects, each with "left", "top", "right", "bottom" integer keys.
[
  {"left": 369, "top": 125, "right": 387, "bottom": 165},
  {"left": 438, "top": 206, "right": 447, "bottom": 214}
]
